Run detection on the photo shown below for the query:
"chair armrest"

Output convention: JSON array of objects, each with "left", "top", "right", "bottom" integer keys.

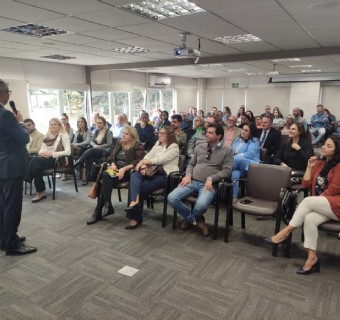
[{"left": 167, "top": 171, "right": 185, "bottom": 193}]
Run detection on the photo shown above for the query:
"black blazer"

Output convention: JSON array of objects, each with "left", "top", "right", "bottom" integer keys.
[
  {"left": 0, "top": 105, "right": 30, "bottom": 179},
  {"left": 256, "top": 127, "right": 281, "bottom": 163}
]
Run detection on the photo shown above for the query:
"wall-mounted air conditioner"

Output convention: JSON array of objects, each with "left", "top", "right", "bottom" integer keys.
[{"left": 148, "top": 75, "right": 171, "bottom": 87}]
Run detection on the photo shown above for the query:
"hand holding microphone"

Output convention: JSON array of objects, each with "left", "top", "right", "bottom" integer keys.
[{"left": 9, "top": 100, "right": 23, "bottom": 122}]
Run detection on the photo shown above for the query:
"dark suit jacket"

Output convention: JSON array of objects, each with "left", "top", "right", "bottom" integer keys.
[
  {"left": 256, "top": 127, "right": 281, "bottom": 163},
  {"left": 0, "top": 104, "right": 30, "bottom": 179}
]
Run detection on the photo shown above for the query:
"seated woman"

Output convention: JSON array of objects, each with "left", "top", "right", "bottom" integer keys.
[
  {"left": 272, "top": 108, "right": 285, "bottom": 130},
  {"left": 72, "top": 117, "right": 92, "bottom": 157},
  {"left": 74, "top": 116, "right": 113, "bottom": 185},
  {"left": 61, "top": 113, "right": 74, "bottom": 142},
  {"left": 281, "top": 115, "right": 294, "bottom": 135},
  {"left": 124, "top": 126, "right": 179, "bottom": 229},
  {"left": 266, "top": 135, "right": 340, "bottom": 274},
  {"left": 273, "top": 122, "right": 314, "bottom": 171},
  {"left": 86, "top": 126, "right": 144, "bottom": 225},
  {"left": 29, "top": 118, "right": 71, "bottom": 203},
  {"left": 232, "top": 122, "right": 260, "bottom": 203}
]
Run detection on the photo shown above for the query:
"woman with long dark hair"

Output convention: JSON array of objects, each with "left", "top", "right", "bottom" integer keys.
[
  {"left": 124, "top": 126, "right": 179, "bottom": 229},
  {"left": 266, "top": 135, "right": 340, "bottom": 274},
  {"left": 72, "top": 117, "right": 91, "bottom": 156},
  {"left": 231, "top": 122, "right": 260, "bottom": 202}
]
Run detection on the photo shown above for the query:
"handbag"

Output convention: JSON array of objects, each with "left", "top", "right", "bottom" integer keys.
[
  {"left": 139, "top": 165, "right": 165, "bottom": 178},
  {"left": 90, "top": 162, "right": 108, "bottom": 182},
  {"left": 87, "top": 163, "right": 105, "bottom": 199}
]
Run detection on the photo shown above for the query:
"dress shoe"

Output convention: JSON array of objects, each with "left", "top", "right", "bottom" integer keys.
[
  {"left": 296, "top": 259, "right": 320, "bottom": 275},
  {"left": 264, "top": 237, "right": 287, "bottom": 245},
  {"left": 196, "top": 220, "right": 209, "bottom": 236},
  {"left": 6, "top": 244, "right": 37, "bottom": 256},
  {"left": 86, "top": 213, "right": 103, "bottom": 225},
  {"left": 32, "top": 193, "right": 47, "bottom": 203},
  {"left": 102, "top": 202, "right": 115, "bottom": 217},
  {"left": 124, "top": 221, "right": 142, "bottom": 229},
  {"left": 179, "top": 219, "right": 192, "bottom": 231},
  {"left": 1, "top": 236, "right": 26, "bottom": 251}
]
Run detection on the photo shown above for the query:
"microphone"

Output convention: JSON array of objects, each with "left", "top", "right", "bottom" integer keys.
[{"left": 9, "top": 100, "right": 17, "bottom": 115}]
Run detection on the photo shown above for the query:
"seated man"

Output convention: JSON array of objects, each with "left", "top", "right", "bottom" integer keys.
[
  {"left": 134, "top": 112, "right": 156, "bottom": 152},
  {"left": 168, "top": 124, "right": 233, "bottom": 236},
  {"left": 310, "top": 104, "right": 327, "bottom": 145},
  {"left": 171, "top": 114, "right": 187, "bottom": 156},
  {"left": 23, "top": 118, "right": 44, "bottom": 155},
  {"left": 224, "top": 115, "right": 241, "bottom": 147}
]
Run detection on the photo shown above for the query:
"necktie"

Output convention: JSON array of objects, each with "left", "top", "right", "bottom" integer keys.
[{"left": 260, "top": 130, "right": 267, "bottom": 147}]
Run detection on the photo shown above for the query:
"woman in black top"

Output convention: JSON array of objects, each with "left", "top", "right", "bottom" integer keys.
[
  {"left": 72, "top": 117, "right": 91, "bottom": 157},
  {"left": 273, "top": 122, "right": 314, "bottom": 171}
]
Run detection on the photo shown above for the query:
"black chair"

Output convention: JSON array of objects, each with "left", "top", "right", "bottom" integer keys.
[
  {"left": 170, "top": 178, "right": 233, "bottom": 240},
  {"left": 42, "top": 156, "right": 78, "bottom": 200},
  {"left": 230, "top": 164, "right": 292, "bottom": 256}
]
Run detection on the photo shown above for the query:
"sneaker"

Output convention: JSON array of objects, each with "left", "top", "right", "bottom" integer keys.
[
  {"left": 196, "top": 220, "right": 209, "bottom": 236},
  {"left": 179, "top": 219, "right": 191, "bottom": 231}
]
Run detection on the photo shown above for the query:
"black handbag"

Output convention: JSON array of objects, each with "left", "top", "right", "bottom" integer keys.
[{"left": 90, "top": 162, "right": 107, "bottom": 182}]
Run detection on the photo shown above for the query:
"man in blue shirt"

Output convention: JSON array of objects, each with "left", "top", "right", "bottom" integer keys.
[{"left": 310, "top": 104, "right": 327, "bottom": 145}]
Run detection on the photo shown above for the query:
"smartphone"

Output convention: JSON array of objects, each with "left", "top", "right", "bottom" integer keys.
[{"left": 240, "top": 199, "right": 253, "bottom": 204}]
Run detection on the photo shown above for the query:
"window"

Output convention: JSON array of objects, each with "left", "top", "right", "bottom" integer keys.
[
  {"left": 91, "top": 91, "right": 109, "bottom": 123},
  {"left": 63, "top": 90, "right": 86, "bottom": 129}
]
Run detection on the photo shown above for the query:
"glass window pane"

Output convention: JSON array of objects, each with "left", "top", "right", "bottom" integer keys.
[
  {"left": 162, "top": 89, "right": 175, "bottom": 113},
  {"left": 92, "top": 91, "right": 109, "bottom": 124},
  {"left": 110, "top": 92, "right": 129, "bottom": 122},
  {"left": 28, "top": 88, "right": 59, "bottom": 133},
  {"left": 130, "top": 89, "right": 146, "bottom": 125},
  {"left": 62, "top": 90, "right": 85, "bottom": 129}
]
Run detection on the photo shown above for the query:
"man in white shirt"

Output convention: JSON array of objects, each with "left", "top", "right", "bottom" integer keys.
[{"left": 110, "top": 113, "right": 127, "bottom": 140}]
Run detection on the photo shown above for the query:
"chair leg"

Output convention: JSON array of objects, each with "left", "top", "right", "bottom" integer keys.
[
  {"left": 30, "top": 181, "right": 33, "bottom": 195},
  {"left": 172, "top": 210, "right": 177, "bottom": 229},
  {"left": 224, "top": 190, "right": 233, "bottom": 243},
  {"left": 52, "top": 174, "right": 56, "bottom": 200},
  {"left": 72, "top": 170, "right": 78, "bottom": 193},
  {"left": 150, "top": 196, "right": 154, "bottom": 209},
  {"left": 118, "top": 189, "right": 122, "bottom": 202},
  {"left": 162, "top": 195, "right": 168, "bottom": 228},
  {"left": 271, "top": 209, "right": 282, "bottom": 257},
  {"left": 24, "top": 181, "right": 27, "bottom": 195},
  {"left": 213, "top": 200, "right": 220, "bottom": 240},
  {"left": 284, "top": 233, "right": 293, "bottom": 258},
  {"left": 241, "top": 212, "right": 245, "bottom": 229},
  {"left": 47, "top": 175, "right": 52, "bottom": 188}
]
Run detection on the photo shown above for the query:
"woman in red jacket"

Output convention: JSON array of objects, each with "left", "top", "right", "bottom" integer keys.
[{"left": 266, "top": 135, "right": 340, "bottom": 275}]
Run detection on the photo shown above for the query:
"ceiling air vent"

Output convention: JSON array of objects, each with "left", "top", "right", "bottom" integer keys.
[
  {"left": 41, "top": 54, "right": 76, "bottom": 60},
  {"left": 3, "top": 24, "right": 69, "bottom": 38}
]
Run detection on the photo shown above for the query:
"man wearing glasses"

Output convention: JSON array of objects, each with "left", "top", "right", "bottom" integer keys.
[
  {"left": 0, "top": 79, "right": 37, "bottom": 255},
  {"left": 168, "top": 123, "right": 233, "bottom": 236}
]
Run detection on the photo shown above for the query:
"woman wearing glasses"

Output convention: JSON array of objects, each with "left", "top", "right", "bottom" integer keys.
[{"left": 124, "top": 126, "right": 179, "bottom": 229}]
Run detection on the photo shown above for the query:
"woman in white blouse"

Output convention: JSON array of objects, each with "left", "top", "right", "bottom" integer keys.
[
  {"left": 124, "top": 126, "right": 179, "bottom": 229},
  {"left": 29, "top": 118, "right": 71, "bottom": 203}
]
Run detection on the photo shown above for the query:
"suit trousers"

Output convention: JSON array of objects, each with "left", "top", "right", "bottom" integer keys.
[{"left": 0, "top": 177, "right": 23, "bottom": 250}]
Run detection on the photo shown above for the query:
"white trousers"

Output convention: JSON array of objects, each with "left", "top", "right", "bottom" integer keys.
[{"left": 289, "top": 196, "right": 339, "bottom": 250}]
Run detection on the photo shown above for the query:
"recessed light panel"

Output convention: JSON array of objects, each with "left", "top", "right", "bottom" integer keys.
[
  {"left": 112, "top": 46, "right": 149, "bottom": 54},
  {"left": 120, "top": 0, "right": 205, "bottom": 20},
  {"left": 214, "top": 34, "right": 262, "bottom": 44},
  {"left": 300, "top": 69, "right": 322, "bottom": 73},
  {"left": 271, "top": 58, "right": 301, "bottom": 62},
  {"left": 289, "top": 65, "right": 313, "bottom": 68},
  {"left": 3, "top": 23, "right": 68, "bottom": 38}
]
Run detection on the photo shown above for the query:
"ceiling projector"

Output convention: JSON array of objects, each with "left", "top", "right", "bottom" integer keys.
[{"left": 174, "top": 47, "right": 200, "bottom": 58}]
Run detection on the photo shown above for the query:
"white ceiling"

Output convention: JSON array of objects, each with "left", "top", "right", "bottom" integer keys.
[{"left": 1, "top": 0, "right": 340, "bottom": 78}]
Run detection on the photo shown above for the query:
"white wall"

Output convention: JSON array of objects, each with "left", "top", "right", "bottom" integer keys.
[{"left": 321, "top": 85, "right": 340, "bottom": 119}]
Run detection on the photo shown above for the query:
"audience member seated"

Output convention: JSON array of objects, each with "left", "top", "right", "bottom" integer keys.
[
  {"left": 231, "top": 122, "right": 260, "bottom": 203},
  {"left": 216, "top": 110, "right": 226, "bottom": 128},
  {"left": 90, "top": 112, "right": 112, "bottom": 133},
  {"left": 61, "top": 113, "right": 74, "bottom": 143},
  {"left": 255, "top": 115, "right": 262, "bottom": 129},
  {"left": 110, "top": 113, "right": 129, "bottom": 140},
  {"left": 168, "top": 124, "right": 233, "bottom": 236},
  {"left": 179, "top": 111, "right": 193, "bottom": 136},
  {"left": 187, "top": 116, "right": 206, "bottom": 159},
  {"left": 197, "top": 109, "right": 205, "bottom": 118},
  {"left": 158, "top": 111, "right": 171, "bottom": 130},
  {"left": 86, "top": 126, "right": 144, "bottom": 225},
  {"left": 236, "top": 105, "right": 246, "bottom": 127},
  {"left": 261, "top": 105, "right": 273, "bottom": 118},
  {"left": 281, "top": 114, "right": 294, "bottom": 136},
  {"left": 266, "top": 135, "right": 340, "bottom": 275},
  {"left": 257, "top": 115, "right": 281, "bottom": 163},
  {"left": 124, "top": 126, "right": 179, "bottom": 229},
  {"left": 272, "top": 108, "right": 285, "bottom": 130},
  {"left": 223, "top": 106, "right": 232, "bottom": 122},
  {"left": 310, "top": 104, "right": 327, "bottom": 145},
  {"left": 74, "top": 116, "right": 113, "bottom": 185},
  {"left": 273, "top": 122, "right": 314, "bottom": 171},
  {"left": 134, "top": 112, "right": 156, "bottom": 152},
  {"left": 224, "top": 115, "right": 241, "bottom": 147},
  {"left": 245, "top": 110, "right": 255, "bottom": 123},
  {"left": 72, "top": 117, "right": 91, "bottom": 157},
  {"left": 23, "top": 118, "right": 44, "bottom": 155},
  {"left": 292, "top": 107, "right": 308, "bottom": 131},
  {"left": 171, "top": 114, "right": 187, "bottom": 156},
  {"left": 238, "top": 114, "right": 251, "bottom": 128},
  {"left": 28, "top": 118, "right": 71, "bottom": 203},
  {"left": 324, "top": 108, "right": 336, "bottom": 137},
  {"left": 152, "top": 109, "right": 162, "bottom": 127}
]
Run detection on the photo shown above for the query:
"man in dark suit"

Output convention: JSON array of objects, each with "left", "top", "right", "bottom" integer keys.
[
  {"left": 256, "top": 115, "right": 281, "bottom": 164},
  {"left": 0, "top": 79, "right": 37, "bottom": 255}
]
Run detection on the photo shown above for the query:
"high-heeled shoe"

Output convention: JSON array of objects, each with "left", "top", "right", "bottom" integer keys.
[
  {"left": 264, "top": 237, "right": 288, "bottom": 245},
  {"left": 124, "top": 205, "right": 139, "bottom": 214},
  {"left": 124, "top": 221, "right": 142, "bottom": 229},
  {"left": 296, "top": 259, "right": 320, "bottom": 275}
]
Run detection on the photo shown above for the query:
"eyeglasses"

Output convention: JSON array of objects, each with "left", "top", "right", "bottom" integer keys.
[{"left": 206, "top": 146, "right": 212, "bottom": 159}]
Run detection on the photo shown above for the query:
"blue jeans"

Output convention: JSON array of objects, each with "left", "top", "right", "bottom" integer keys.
[
  {"left": 167, "top": 180, "right": 216, "bottom": 224},
  {"left": 232, "top": 156, "right": 250, "bottom": 198},
  {"left": 310, "top": 127, "right": 326, "bottom": 144}
]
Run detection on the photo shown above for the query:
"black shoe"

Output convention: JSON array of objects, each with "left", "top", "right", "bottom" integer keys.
[
  {"left": 1, "top": 236, "right": 26, "bottom": 251},
  {"left": 6, "top": 244, "right": 37, "bottom": 256},
  {"left": 264, "top": 237, "right": 287, "bottom": 245},
  {"left": 124, "top": 221, "right": 142, "bottom": 229},
  {"left": 73, "top": 160, "right": 83, "bottom": 168},
  {"left": 102, "top": 202, "right": 115, "bottom": 217},
  {"left": 296, "top": 259, "right": 320, "bottom": 275},
  {"left": 86, "top": 213, "right": 102, "bottom": 225}
]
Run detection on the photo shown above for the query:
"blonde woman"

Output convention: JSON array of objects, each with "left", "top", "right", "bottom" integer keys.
[
  {"left": 29, "top": 118, "right": 71, "bottom": 203},
  {"left": 87, "top": 126, "right": 144, "bottom": 225}
]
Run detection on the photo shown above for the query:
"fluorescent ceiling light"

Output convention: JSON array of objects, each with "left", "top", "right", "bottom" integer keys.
[
  {"left": 120, "top": 0, "right": 205, "bottom": 20},
  {"left": 300, "top": 69, "right": 322, "bottom": 73},
  {"left": 3, "top": 23, "right": 68, "bottom": 38},
  {"left": 214, "top": 34, "right": 262, "bottom": 44},
  {"left": 227, "top": 69, "right": 246, "bottom": 73},
  {"left": 112, "top": 46, "right": 149, "bottom": 54},
  {"left": 271, "top": 58, "right": 301, "bottom": 62},
  {"left": 289, "top": 65, "right": 313, "bottom": 68},
  {"left": 266, "top": 71, "right": 280, "bottom": 75},
  {"left": 200, "top": 63, "right": 223, "bottom": 68},
  {"left": 245, "top": 72, "right": 263, "bottom": 75}
]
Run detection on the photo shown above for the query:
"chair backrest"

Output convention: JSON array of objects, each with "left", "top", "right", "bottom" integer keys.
[
  {"left": 178, "top": 155, "right": 186, "bottom": 173},
  {"left": 247, "top": 163, "right": 292, "bottom": 201}
]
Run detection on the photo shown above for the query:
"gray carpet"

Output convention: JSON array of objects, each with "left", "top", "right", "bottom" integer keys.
[{"left": 0, "top": 178, "right": 339, "bottom": 320}]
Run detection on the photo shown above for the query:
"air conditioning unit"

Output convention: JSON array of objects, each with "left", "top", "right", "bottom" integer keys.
[{"left": 148, "top": 75, "right": 171, "bottom": 87}]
